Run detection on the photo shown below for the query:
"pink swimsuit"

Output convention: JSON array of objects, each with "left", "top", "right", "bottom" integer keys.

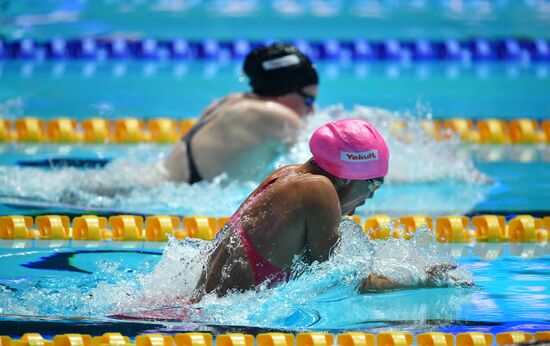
[{"left": 229, "top": 176, "right": 290, "bottom": 287}]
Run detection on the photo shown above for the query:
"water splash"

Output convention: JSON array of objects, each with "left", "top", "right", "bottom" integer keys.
[
  {"left": 115, "top": 219, "right": 472, "bottom": 328},
  {"left": 277, "top": 105, "right": 489, "bottom": 184},
  {"left": 0, "top": 97, "right": 25, "bottom": 119},
  {"left": 0, "top": 253, "right": 156, "bottom": 317},
  {"left": 0, "top": 160, "right": 256, "bottom": 215},
  {"left": 0, "top": 219, "right": 473, "bottom": 328},
  {"left": 0, "top": 105, "right": 491, "bottom": 215}
]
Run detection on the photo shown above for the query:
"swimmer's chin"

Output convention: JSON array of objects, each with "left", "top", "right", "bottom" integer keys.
[
  {"left": 346, "top": 209, "right": 358, "bottom": 216},
  {"left": 346, "top": 203, "right": 365, "bottom": 215}
]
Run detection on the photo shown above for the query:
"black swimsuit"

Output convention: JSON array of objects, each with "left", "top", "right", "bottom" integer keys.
[
  {"left": 181, "top": 95, "right": 238, "bottom": 184},
  {"left": 181, "top": 124, "right": 205, "bottom": 184}
]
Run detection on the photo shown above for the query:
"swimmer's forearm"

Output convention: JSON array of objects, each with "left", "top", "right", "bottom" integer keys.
[
  {"left": 358, "top": 273, "right": 409, "bottom": 293},
  {"left": 358, "top": 273, "right": 438, "bottom": 293},
  {"left": 358, "top": 264, "right": 472, "bottom": 293}
]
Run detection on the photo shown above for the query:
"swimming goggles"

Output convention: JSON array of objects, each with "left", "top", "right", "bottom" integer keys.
[
  {"left": 367, "top": 179, "right": 383, "bottom": 192},
  {"left": 296, "top": 89, "right": 316, "bottom": 108}
]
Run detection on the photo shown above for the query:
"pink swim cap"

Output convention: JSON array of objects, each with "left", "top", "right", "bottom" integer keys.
[{"left": 309, "top": 118, "right": 389, "bottom": 180}]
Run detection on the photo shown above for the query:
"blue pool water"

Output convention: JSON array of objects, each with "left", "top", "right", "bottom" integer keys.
[
  {"left": 2, "top": 0, "right": 550, "bottom": 40},
  {"left": 1, "top": 0, "right": 549, "bottom": 339},
  {"left": 2, "top": 68, "right": 549, "bottom": 337},
  {"left": 0, "top": 59, "right": 548, "bottom": 215},
  {"left": 0, "top": 226, "right": 548, "bottom": 336},
  {"left": 1, "top": 60, "right": 549, "bottom": 119},
  {"left": 0, "top": 143, "right": 548, "bottom": 216},
  {"left": 1, "top": 60, "right": 549, "bottom": 337}
]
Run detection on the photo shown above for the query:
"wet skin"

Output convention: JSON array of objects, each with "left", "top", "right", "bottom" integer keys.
[{"left": 164, "top": 85, "right": 318, "bottom": 183}]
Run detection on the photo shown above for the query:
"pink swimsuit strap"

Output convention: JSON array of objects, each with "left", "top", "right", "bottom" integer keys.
[{"left": 230, "top": 176, "right": 290, "bottom": 287}]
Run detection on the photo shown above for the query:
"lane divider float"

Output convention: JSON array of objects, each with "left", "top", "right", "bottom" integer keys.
[
  {"left": 0, "top": 118, "right": 196, "bottom": 144},
  {"left": 1, "top": 117, "right": 549, "bottom": 144},
  {"left": 1, "top": 38, "right": 549, "bottom": 62},
  {"left": 0, "top": 331, "right": 549, "bottom": 346},
  {"left": 0, "top": 214, "right": 547, "bottom": 243}
]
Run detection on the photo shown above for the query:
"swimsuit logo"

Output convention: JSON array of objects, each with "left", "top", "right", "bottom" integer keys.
[
  {"left": 262, "top": 54, "right": 301, "bottom": 71},
  {"left": 340, "top": 150, "right": 378, "bottom": 162}
]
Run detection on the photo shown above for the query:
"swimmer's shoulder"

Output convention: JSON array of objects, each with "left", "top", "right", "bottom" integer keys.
[
  {"left": 200, "top": 93, "right": 246, "bottom": 119},
  {"left": 225, "top": 98, "right": 303, "bottom": 129},
  {"left": 297, "top": 174, "right": 338, "bottom": 199},
  {"left": 275, "top": 171, "right": 339, "bottom": 206},
  {"left": 284, "top": 174, "right": 341, "bottom": 229}
]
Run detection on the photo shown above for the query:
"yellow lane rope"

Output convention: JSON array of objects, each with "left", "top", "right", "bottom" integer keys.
[
  {"left": 0, "top": 214, "right": 547, "bottom": 242},
  {"left": 1, "top": 331, "right": 549, "bottom": 346},
  {"left": 1, "top": 117, "right": 549, "bottom": 144}
]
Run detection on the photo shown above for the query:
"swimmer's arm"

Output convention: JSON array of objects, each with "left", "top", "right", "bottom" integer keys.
[
  {"left": 301, "top": 178, "right": 341, "bottom": 262},
  {"left": 358, "top": 273, "right": 404, "bottom": 292},
  {"left": 358, "top": 264, "right": 471, "bottom": 293}
]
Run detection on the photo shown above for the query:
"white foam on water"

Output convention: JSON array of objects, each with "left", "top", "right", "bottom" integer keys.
[
  {"left": 0, "top": 97, "right": 25, "bottom": 119},
  {"left": 71, "top": 236, "right": 210, "bottom": 319},
  {"left": 0, "top": 219, "right": 473, "bottom": 328},
  {"left": 104, "top": 219, "right": 473, "bottom": 327},
  {"left": 0, "top": 160, "right": 256, "bottom": 215},
  {"left": 277, "top": 105, "right": 489, "bottom": 184}
]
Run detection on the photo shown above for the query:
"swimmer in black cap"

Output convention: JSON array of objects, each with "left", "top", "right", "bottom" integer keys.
[
  {"left": 164, "top": 43, "right": 319, "bottom": 183},
  {"left": 243, "top": 43, "right": 318, "bottom": 99}
]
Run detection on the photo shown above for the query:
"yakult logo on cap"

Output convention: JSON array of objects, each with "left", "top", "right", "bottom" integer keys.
[{"left": 341, "top": 150, "right": 378, "bottom": 162}]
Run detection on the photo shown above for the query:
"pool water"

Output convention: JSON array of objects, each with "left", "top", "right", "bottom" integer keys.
[
  {"left": 1, "top": 63, "right": 549, "bottom": 336},
  {"left": 0, "top": 59, "right": 548, "bottom": 216},
  {"left": 1, "top": 0, "right": 549, "bottom": 339},
  {"left": 1, "top": 60, "right": 549, "bottom": 119},
  {"left": 0, "top": 224, "right": 548, "bottom": 336},
  {"left": 2, "top": 1, "right": 550, "bottom": 40},
  {"left": 0, "top": 144, "right": 548, "bottom": 216}
]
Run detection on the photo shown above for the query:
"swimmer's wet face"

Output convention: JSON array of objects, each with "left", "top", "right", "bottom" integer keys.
[
  {"left": 341, "top": 177, "right": 385, "bottom": 215},
  {"left": 274, "top": 84, "right": 318, "bottom": 117}
]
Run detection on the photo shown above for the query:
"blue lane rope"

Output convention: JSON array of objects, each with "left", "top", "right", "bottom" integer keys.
[{"left": 1, "top": 38, "right": 549, "bottom": 61}]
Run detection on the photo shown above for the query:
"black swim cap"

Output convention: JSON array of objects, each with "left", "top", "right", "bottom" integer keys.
[{"left": 243, "top": 43, "right": 319, "bottom": 97}]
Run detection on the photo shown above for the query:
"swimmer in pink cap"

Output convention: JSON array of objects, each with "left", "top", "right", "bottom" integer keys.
[
  {"left": 309, "top": 118, "right": 390, "bottom": 180},
  {"left": 192, "top": 118, "right": 460, "bottom": 301}
]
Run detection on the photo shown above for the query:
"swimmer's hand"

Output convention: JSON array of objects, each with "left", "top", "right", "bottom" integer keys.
[
  {"left": 426, "top": 263, "right": 475, "bottom": 288},
  {"left": 426, "top": 263, "right": 458, "bottom": 286},
  {"left": 358, "top": 264, "right": 474, "bottom": 293}
]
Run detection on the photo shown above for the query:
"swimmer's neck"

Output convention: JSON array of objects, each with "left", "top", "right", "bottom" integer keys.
[
  {"left": 301, "top": 158, "right": 339, "bottom": 184},
  {"left": 245, "top": 92, "right": 309, "bottom": 119}
]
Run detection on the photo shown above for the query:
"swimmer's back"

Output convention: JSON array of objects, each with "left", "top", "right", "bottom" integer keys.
[
  {"left": 193, "top": 165, "right": 341, "bottom": 299},
  {"left": 239, "top": 166, "right": 341, "bottom": 269},
  {"left": 166, "top": 94, "right": 304, "bottom": 182}
]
